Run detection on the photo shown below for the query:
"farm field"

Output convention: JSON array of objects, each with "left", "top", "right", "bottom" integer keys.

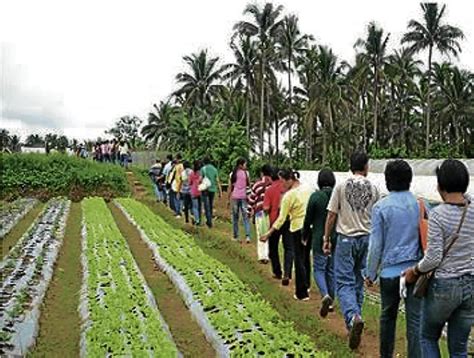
[{"left": 1, "top": 155, "right": 471, "bottom": 357}]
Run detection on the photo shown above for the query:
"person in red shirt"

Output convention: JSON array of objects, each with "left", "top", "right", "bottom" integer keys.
[{"left": 263, "top": 169, "right": 294, "bottom": 286}]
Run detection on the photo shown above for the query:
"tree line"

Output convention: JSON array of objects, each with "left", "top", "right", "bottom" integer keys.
[{"left": 141, "top": 2, "right": 472, "bottom": 170}]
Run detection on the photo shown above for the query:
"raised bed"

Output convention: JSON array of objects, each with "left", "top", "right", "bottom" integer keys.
[
  {"left": 0, "top": 198, "right": 70, "bottom": 356},
  {"left": 80, "top": 197, "right": 179, "bottom": 357},
  {"left": 116, "top": 198, "right": 328, "bottom": 357},
  {"left": 0, "top": 198, "right": 37, "bottom": 239}
]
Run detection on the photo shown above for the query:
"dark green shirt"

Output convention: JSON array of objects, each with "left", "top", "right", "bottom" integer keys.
[{"left": 303, "top": 187, "right": 337, "bottom": 255}]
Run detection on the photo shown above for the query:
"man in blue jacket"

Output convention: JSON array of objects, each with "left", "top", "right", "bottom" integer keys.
[{"left": 365, "top": 159, "right": 423, "bottom": 358}]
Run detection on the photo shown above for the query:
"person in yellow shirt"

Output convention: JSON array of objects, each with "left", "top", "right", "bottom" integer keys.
[
  {"left": 169, "top": 154, "right": 184, "bottom": 218},
  {"left": 261, "top": 169, "right": 314, "bottom": 301}
]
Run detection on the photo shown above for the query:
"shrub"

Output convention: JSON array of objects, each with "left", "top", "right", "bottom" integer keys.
[{"left": 0, "top": 153, "right": 129, "bottom": 201}]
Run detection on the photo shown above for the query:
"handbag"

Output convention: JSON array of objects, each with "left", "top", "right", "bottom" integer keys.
[
  {"left": 198, "top": 168, "right": 212, "bottom": 192},
  {"left": 413, "top": 202, "right": 469, "bottom": 298}
]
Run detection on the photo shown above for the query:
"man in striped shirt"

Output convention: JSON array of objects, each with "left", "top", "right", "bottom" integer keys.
[{"left": 248, "top": 164, "right": 273, "bottom": 263}]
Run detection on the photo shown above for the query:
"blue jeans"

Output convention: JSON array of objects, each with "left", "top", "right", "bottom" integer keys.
[
  {"left": 334, "top": 234, "right": 369, "bottom": 329},
  {"left": 421, "top": 274, "right": 474, "bottom": 358},
  {"left": 202, "top": 191, "right": 215, "bottom": 228},
  {"left": 313, "top": 251, "right": 335, "bottom": 299},
  {"left": 380, "top": 277, "right": 422, "bottom": 358},
  {"left": 232, "top": 199, "right": 251, "bottom": 240},
  {"left": 153, "top": 183, "right": 164, "bottom": 202},
  {"left": 192, "top": 197, "right": 202, "bottom": 225},
  {"left": 169, "top": 190, "right": 180, "bottom": 215}
]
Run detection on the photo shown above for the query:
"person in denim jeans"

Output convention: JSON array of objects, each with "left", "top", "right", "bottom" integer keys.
[
  {"left": 324, "top": 150, "right": 380, "bottom": 350},
  {"left": 405, "top": 160, "right": 473, "bottom": 358},
  {"left": 366, "top": 160, "right": 423, "bottom": 358},
  {"left": 229, "top": 158, "right": 251, "bottom": 242},
  {"left": 201, "top": 157, "right": 221, "bottom": 228},
  {"left": 302, "top": 169, "right": 337, "bottom": 317}
]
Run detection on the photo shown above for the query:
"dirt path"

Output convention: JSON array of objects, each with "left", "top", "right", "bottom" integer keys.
[
  {"left": 1, "top": 202, "right": 44, "bottom": 259},
  {"left": 30, "top": 202, "right": 82, "bottom": 357},
  {"left": 109, "top": 195, "right": 215, "bottom": 357}
]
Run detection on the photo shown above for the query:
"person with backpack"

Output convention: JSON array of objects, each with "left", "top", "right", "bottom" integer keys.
[
  {"left": 180, "top": 160, "right": 193, "bottom": 224},
  {"left": 302, "top": 169, "right": 337, "bottom": 318},
  {"left": 229, "top": 158, "right": 251, "bottom": 243},
  {"left": 248, "top": 164, "right": 273, "bottom": 263},
  {"left": 404, "top": 159, "right": 473, "bottom": 358},
  {"left": 365, "top": 160, "right": 423, "bottom": 358},
  {"left": 189, "top": 160, "right": 203, "bottom": 226},
  {"left": 201, "top": 157, "right": 222, "bottom": 228},
  {"left": 324, "top": 150, "right": 380, "bottom": 350}
]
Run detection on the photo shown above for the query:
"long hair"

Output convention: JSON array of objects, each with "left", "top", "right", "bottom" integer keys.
[
  {"left": 278, "top": 168, "right": 300, "bottom": 181},
  {"left": 231, "top": 158, "right": 247, "bottom": 185}
]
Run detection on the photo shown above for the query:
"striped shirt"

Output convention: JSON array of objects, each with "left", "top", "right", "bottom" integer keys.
[
  {"left": 248, "top": 176, "right": 272, "bottom": 216},
  {"left": 418, "top": 196, "right": 474, "bottom": 279}
]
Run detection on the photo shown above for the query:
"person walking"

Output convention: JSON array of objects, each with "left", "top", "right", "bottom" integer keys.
[
  {"left": 180, "top": 161, "right": 193, "bottom": 224},
  {"left": 201, "top": 157, "right": 222, "bottom": 228},
  {"left": 169, "top": 154, "right": 184, "bottom": 218},
  {"left": 189, "top": 160, "right": 203, "bottom": 226},
  {"left": 149, "top": 159, "right": 164, "bottom": 202},
  {"left": 302, "top": 169, "right": 337, "bottom": 318},
  {"left": 263, "top": 169, "right": 294, "bottom": 286},
  {"left": 162, "top": 154, "right": 174, "bottom": 205},
  {"left": 404, "top": 159, "right": 473, "bottom": 358},
  {"left": 365, "top": 160, "right": 423, "bottom": 358},
  {"left": 323, "top": 150, "right": 380, "bottom": 350},
  {"left": 229, "top": 158, "right": 251, "bottom": 243},
  {"left": 248, "top": 164, "right": 273, "bottom": 263},
  {"left": 118, "top": 140, "right": 130, "bottom": 169},
  {"left": 261, "top": 169, "right": 314, "bottom": 301}
]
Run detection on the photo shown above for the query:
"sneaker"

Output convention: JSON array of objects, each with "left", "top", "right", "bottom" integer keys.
[
  {"left": 175, "top": 215, "right": 181, "bottom": 219},
  {"left": 293, "top": 294, "right": 310, "bottom": 301},
  {"left": 348, "top": 315, "right": 364, "bottom": 350},
  {"left": 328, "top": 305, "right": 335, "bottom": 313},
  {"left": 282, "top": 277, "right": 290, "bottom": 286},
  {"left": 272, "top": 274, "right": 282, "bottom": 280},
  {"left": 320, "top": 295, "right": 333, "bottom": 318},
  {"left": 246, "top": 237, "right": 251, "bottom": 244}
]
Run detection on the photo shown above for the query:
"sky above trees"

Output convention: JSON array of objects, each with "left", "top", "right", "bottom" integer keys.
[{"left": 1, "top": 0, "right": 473, "bottom": 141}]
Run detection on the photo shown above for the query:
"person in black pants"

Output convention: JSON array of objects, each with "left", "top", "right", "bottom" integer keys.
[{"left": 268, "top": 220, "right": 294, "bottom": 284}]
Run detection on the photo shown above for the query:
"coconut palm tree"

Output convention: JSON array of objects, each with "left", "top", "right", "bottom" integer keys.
[
  {"left": 234, "top": 2, "right": 285, "bottom": 155},
  {"left": 277, "top": 14, "right": 312, "bottom": 160},
  {"left": 355, "top": 22, "right": 390, "bottom": 146},
  {"left": 174, "top": 50, "right": 226, "bottom": 110},
  {"left": 141, "top": 101, "right": 177, "bottom": 149},
  {"left": 401, "top": 3, "right": 464, "bottom": 154},
  {"left": 223, "top": 35, "right": 258, "bottom": 140}
]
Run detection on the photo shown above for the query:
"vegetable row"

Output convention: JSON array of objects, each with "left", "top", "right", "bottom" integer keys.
[
  {"left": 0, "top": 198, "right": 37, "bottom": 239},
  {"left": 80, "top": 198, "right": 178, "bottom": 357},
  {"left": 117, "top": 198, "right": 328, "bottom": 357},
  {"left": 0, "top": 198, "right": 70, "bottom": 356}
]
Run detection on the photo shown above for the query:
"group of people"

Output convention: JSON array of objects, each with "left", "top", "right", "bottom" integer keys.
[
  {"left": 148, "top": 154, "right": 221, "bottom": 228},
  {"left": 150, "top": 151, "right": 473, "bottom": 357},
  {"left": 92, "top": 139, "right": 132, "bottom": 168}
]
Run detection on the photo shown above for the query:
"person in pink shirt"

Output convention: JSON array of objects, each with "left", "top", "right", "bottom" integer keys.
[
  {"left": 188, "top": 160, "right": 203, "bottom": 225},
  {"left": 228, "top": 158, "right": 251, "bottom": 243}
]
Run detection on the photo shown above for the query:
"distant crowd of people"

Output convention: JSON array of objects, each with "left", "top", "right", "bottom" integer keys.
[
  {"left": 149, "top": 151, "right": 473, "bottom": 356},
  {"left": 91, "top": 139, "right": 132, "bottom": 168}
]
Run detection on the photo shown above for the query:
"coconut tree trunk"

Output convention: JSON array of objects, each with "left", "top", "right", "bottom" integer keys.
[
  {"left": 322, "top": 115, "right": 327, "bottom": 165},
  {"left": 245, "top": 84, "right": 251, "bottom": 142},
  {"left": 287, "top": 51, "right": 293, "bottom": 162},
  {"left": 373, "top": 65, "right": 379, "bottom": 146},
  {"left": 260, "top": 53, "right": 266, "bottom": 156},
  {"left": 425, "top": 46, "right": 433, "bottom": 156}
]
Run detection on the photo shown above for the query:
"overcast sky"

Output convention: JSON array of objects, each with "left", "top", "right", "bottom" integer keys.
[{"left": 1, "top": 0, "right": 473, "bottom": 141}]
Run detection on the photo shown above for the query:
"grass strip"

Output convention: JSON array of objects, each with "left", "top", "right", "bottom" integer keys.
[{"left": 29, "top": 202, "right": 82, "bottom": 358}]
